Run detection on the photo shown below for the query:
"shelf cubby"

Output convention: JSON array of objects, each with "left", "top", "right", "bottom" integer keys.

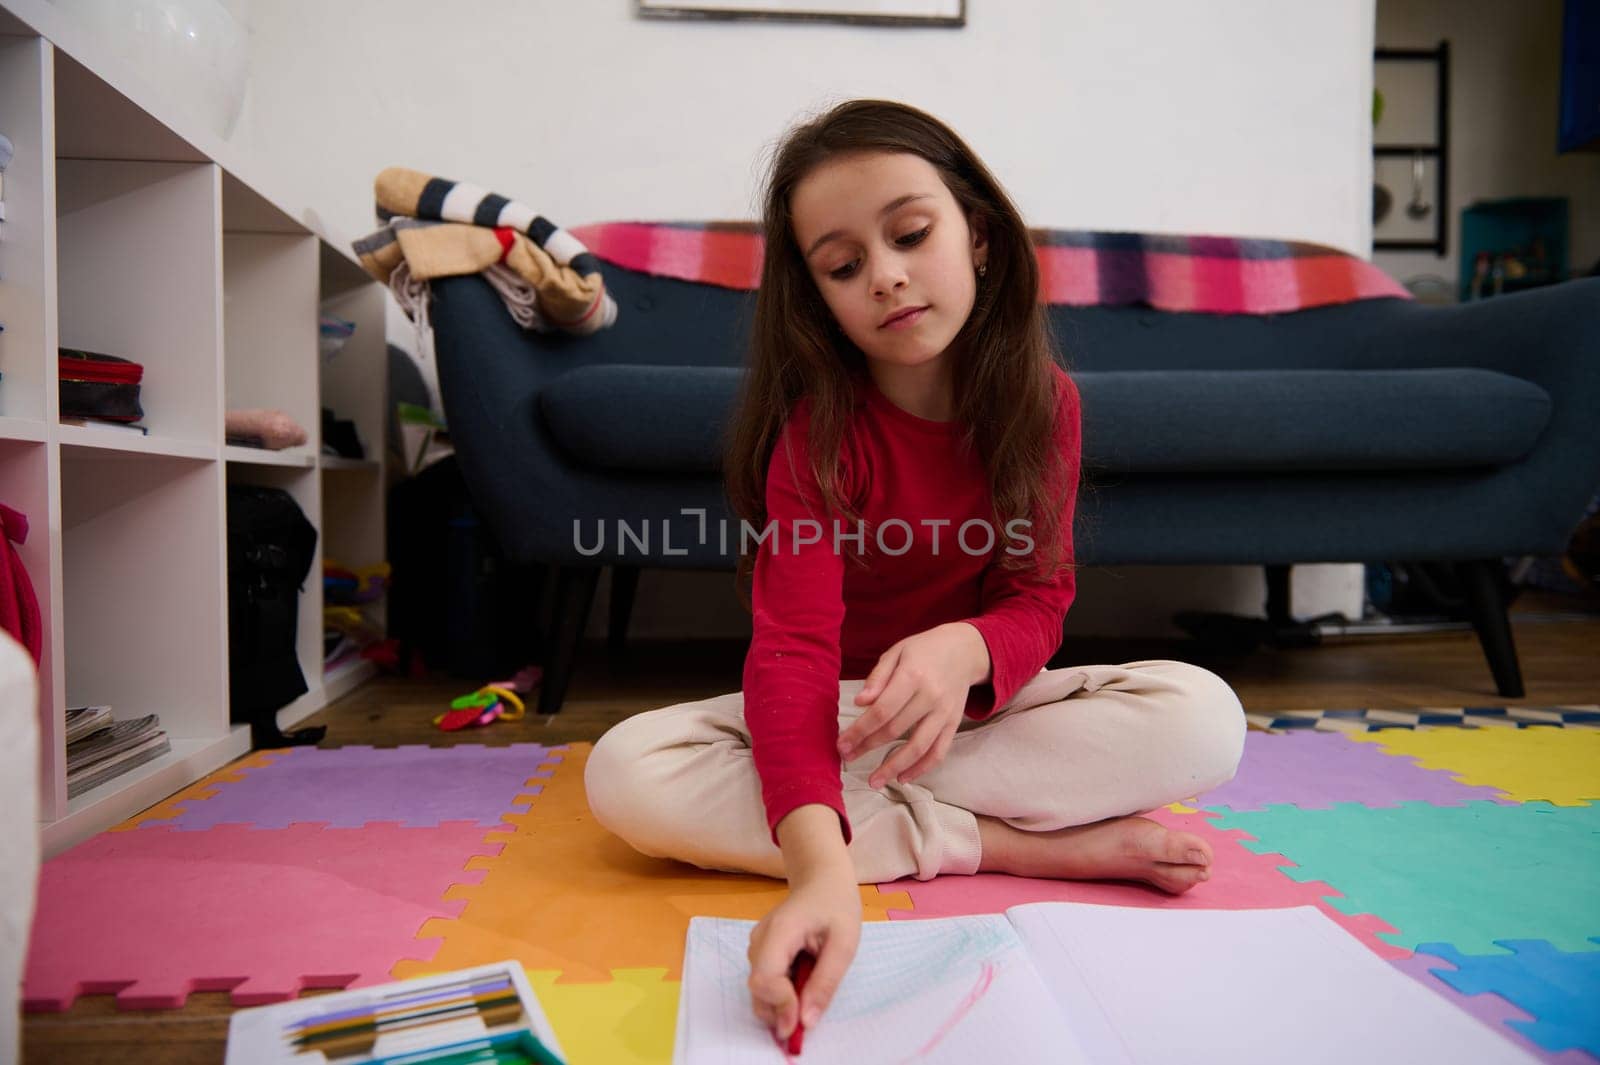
[
  {"left": 225, "top": 461, "right": 325, "bottom": 730},
  {"left": 55, "top": 157, "right": 222, "bottom": 446},
  {"left": 0, "top": 436, "right": 57, "bottom": 810},
  {"left": 222, "top": 170, "right": 319, "bottom": 468},
  {"left": 51, "top": 46, "right": 204, "bottom": 165},
  {"left": 222, "top": 231, "right": 318, "bottom": 429},
  {"left": 318, "top": 277, "right": 388, "bottom": 654},
  {"left": 59, "top": 447, "right": 226, "bottom": 737},
  {"left": 319, "top": 283, "right": 387, "bottom": 472},
  {"left": 55, "top": 446, "right": 244, "bottom": 832}
]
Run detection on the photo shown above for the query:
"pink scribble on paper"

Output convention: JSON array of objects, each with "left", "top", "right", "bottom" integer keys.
[{"left": 895, "top": 960, "right": 999, "bottom": 1063}]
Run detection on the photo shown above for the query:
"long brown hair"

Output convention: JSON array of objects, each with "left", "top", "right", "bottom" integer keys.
[{"left": 724, "top": 98, "right": 1074, "bottom": 608}]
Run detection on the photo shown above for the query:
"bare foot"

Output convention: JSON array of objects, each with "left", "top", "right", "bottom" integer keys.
[{"left": 976, "top": 814, "right": 1214, "bottom": 895}]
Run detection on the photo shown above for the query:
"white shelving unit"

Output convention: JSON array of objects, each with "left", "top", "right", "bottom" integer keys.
[{"left": 0, "top": 3, "right": 389, "bottom": 856}]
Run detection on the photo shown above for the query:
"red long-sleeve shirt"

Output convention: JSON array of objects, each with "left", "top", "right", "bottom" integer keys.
[{"left": 742, "top": 363, "right": 1081, "bottom": 844}]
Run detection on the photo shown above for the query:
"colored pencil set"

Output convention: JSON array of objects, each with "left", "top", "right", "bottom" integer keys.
[{"left": 224, "top": 961, "right": 566, "bottom": 1065}]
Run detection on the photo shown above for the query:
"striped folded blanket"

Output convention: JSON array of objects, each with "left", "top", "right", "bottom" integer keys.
[
  {"left": 566, "top": 221, "right": 1410, "bottom": 315},
  {"left": 355, "top": 168, "right": 618, "bottom": 335}
]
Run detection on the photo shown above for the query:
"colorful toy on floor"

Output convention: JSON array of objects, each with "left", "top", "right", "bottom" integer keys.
[{"left": 434, "top": 666, "right": 543, "bottom": 731}]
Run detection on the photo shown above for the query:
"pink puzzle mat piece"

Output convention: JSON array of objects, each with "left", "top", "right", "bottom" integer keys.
[
  {"left": 881, "top": 806, "right": 1404, "bottom": 959},
  {"left": 1391, "top": 952, "right": 1597, "bottom": 1065},
  {"left": 24, "top": 822, "right": 503, "bottom": 1011},
  {"left": 1192, "top": 731, "right": 1515, "bottom": 812},
  {"left": 140, "top": 744, "right": 564, "bottom": 830}
]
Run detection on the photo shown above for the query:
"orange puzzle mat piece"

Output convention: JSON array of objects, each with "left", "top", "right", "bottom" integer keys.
[{"left": 395, "top": 743, "right": 913, "bottom": 984}]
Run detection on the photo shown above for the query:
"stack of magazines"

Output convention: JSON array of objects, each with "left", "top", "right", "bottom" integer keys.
[{"left": 65, "top": 706, "right": 170, "bottom": 798}]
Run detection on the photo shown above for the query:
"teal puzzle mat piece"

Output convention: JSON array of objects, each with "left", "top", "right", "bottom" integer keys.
[
  {"left": 1207, "top": 801, "right": 1600, "bottom": 953},
  {"left": 1418, "top": 939, "right": 1600, "bottom": 1056}
]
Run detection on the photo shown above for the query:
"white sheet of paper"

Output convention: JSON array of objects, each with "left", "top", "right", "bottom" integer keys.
[
  {"left": 1006, "top": 902, "right": 1541, "bottom": 1065},
  {"left": 677, "top": 914, "right": 1092, "bottom": 1064}
]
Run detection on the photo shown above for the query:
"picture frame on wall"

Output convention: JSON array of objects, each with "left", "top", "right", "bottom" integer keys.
[
  {"left": 637, "top": 0, "right": 965, "bottom": 28},
  {"left": 1373, "top": 42, "right": 1450, "bottom": 255}
]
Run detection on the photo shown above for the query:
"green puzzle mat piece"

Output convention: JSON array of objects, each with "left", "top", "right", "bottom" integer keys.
[{"left": 1208, "top": 800, "right": 1600, "bottom": 953}]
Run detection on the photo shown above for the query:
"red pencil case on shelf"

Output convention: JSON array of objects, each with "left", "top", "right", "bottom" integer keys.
[{"left": 59, "top": 348, "right": 145, "bottom": 422}]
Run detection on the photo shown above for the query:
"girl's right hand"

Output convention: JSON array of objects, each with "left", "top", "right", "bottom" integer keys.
[{"left": 746, "top": 862, "right": 862, "bottom": 1043}]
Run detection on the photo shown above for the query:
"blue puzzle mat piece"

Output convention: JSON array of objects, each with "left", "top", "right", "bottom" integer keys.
[{"left": 1418, "top": 939, "right": 1600, "bottom": 1057}]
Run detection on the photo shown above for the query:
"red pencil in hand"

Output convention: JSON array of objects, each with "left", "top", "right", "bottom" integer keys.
[{"left": 787, "top": 950, "right": 818, "bottom": 1055}]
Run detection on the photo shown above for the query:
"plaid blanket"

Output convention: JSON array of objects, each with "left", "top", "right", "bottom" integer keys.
[{"left": 567, "top": 221, "right": 1410, "bottom": 315}]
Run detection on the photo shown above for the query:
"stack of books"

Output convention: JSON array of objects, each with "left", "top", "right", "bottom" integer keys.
[{"left": 65, "top": 705, "right": 170, "bottom": 798}]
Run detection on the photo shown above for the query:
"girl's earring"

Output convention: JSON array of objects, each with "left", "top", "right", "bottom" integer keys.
[{"left": 977, "top": 262, "right": 988, "bottom": 279}]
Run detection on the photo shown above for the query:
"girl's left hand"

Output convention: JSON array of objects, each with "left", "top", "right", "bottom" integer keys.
[{"left": 836, "top": 622, "right": 990, "bottom": 787}]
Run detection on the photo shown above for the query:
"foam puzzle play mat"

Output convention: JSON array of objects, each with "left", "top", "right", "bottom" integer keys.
[{"left": 23, "top": 708, "right": 1600, "bottom": 1064}]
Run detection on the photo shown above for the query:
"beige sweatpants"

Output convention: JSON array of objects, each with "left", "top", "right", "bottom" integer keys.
[{"left": 584, "top": 660, "right": 1246, "bottom": 885}]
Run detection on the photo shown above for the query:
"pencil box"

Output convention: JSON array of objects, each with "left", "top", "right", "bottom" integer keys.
[{"left": 59, "top": 347, "right": 145, "bottom": 422}]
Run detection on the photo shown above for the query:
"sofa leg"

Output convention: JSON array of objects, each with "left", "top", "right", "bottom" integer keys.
[
  {"left": 609, "top": 565, "right": 641, "bottom": 651},
  {"left": 1264, "top": 564, "right": 1293, "bottom": 625},
  {"left": 1456, "top": 559, "right": 1526, "bottom": 698},
  {"left": 539, "top": 565, "right": 601, "bottom": 715}
]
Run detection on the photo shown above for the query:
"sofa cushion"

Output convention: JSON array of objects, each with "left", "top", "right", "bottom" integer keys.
[
  {"left": 539, "top": 365, "right": 1550, "bottom": 475},
  {"left": 1076, "top": 368, "right": 1551, "bottom": 472},
  {"left": 541, "top": 365, "right": 744, "bottom": 475}
]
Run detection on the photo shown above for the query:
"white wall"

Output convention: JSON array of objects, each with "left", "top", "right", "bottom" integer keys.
[
  {"left": 1374, "top": 0, "right": 1600, "bottom": 295},
  {"left": 227, "top": 0, "right": 1377, "bottom": 638},
  {"left": 232, "top": 1, "right": 1376, "bottom": 258}
]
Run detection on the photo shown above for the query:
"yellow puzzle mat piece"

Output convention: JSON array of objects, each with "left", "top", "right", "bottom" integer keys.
[
  {"left": 395, "top": 743, "right": 914, "bottom": 984},
  {"left": 529, "top": 968, "right": 679, "bottom": 1065},
  {"left": 1346, "top": 724, "right": 1600, "bottom": 805},
  {"left": 111, "top": 749, "right": 296, "bottom": 830}
]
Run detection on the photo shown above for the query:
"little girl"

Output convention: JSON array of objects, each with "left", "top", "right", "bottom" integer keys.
[{"left": 585, "top": 98, "right": 1245, "bottom": 1044}]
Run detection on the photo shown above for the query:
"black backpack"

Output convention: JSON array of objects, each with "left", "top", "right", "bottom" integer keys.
[{"left": 226, "top": 484, "right": 325, "bottom": 748}]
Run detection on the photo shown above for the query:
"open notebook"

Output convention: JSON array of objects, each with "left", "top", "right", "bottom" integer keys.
[{"left": 676, "top": 903, "right": 1539, "bottom": 1064}]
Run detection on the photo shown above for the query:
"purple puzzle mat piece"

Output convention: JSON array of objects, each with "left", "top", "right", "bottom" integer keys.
[
  {"left": 1192, "top": 731, "right": 1514, "bottom": 812},
  {"left": 1392, "top": 952, "right": 1598, "bottom": 1065},
  {"left": 147, "top": 744, "right": 565, "bottom": 830}
]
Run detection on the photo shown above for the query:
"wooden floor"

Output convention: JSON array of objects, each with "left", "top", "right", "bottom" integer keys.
[{"left": 22, "top": 594, "right": 1600, "bottom": 1063}]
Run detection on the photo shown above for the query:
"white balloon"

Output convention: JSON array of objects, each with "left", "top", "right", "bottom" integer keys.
[{"left": 50, "top": 0, "right": 251, "bottom": 141}]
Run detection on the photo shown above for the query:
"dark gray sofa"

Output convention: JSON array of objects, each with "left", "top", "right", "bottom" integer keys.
[{"left": 429, "top": 269, "right": 1600, "bottom": 713}]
